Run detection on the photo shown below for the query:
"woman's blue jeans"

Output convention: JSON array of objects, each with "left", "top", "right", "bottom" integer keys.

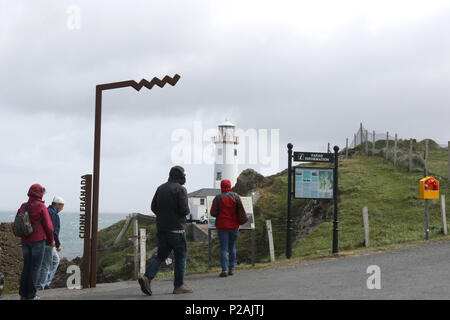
[
  {"left": 20, "top": 240, "right": 45, "bottom": 299},
  {"left": 217, "top": 229, "right": 239, "bottom": 272}
]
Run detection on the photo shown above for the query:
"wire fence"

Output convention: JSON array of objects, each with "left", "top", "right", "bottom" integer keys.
[{"left": 348, "top": 123, "right": 448, "bottom": 149}]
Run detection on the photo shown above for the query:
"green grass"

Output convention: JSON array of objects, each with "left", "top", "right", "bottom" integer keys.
[{"left": 292, "top": 146, "right": 450, "bottom": 258}]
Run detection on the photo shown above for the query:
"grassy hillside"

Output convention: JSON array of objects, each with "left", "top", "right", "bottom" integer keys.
[
  {"left": 95, "top": 139, "right": 450, "bottom": 282},
  {"left": 292, "top": 140, "right": 450, "bottom": 258}
]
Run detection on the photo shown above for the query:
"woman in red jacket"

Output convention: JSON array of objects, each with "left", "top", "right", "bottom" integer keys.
[
  {"left": 210, "top": 180, "right": 241, "bottom": 277},
  {"left": 17, "top": 184, "right": 54, "bottom": 300}
]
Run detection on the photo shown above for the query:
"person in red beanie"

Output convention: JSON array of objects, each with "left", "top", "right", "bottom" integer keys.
[
  {"left": 210, "top": 179, "right": 242, "bottom": 277},
  {"left": 17, "top": 184, "right": 54, "bottom": 300}
]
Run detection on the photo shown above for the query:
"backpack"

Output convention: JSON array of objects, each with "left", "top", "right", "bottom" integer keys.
[
  {"left": 236, "top": 198, "right": 249, "bottom": 225},
  {"left": 12, "top": 204, "right": 41, "bottom": 238}
]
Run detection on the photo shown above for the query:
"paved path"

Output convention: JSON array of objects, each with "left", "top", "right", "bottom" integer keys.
[{"left": 3, "top": 239, "right": 450, "bottom": 300}]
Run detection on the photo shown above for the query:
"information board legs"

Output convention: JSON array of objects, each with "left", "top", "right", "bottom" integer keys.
[
  {"left": 208, "top": 229, "right": 212, "bottom": 269},
  {"left": 286, "top": 143, "right": 293, "bottom": 259},
  {"left": 332, "top": 146, "right": 340, "bottom": 253},
  {"left": 251, "top": 229, "right": 255, "bottom": 267}
]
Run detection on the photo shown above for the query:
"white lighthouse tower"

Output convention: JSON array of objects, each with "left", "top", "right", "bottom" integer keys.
[{"left": 213, "top": 120, "right": 239, "bottom": 188}]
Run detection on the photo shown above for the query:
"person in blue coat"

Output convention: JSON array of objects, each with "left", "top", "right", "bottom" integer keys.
[{"left": 38, "top": 196, "right": 64, "bottom": 290}]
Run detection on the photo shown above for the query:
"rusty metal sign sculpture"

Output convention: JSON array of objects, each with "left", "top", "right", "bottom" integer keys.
[
  {"left": 81, "top": 74, "right": 180, "bottom": 288},
  {"left": 79, "top": 174, "right": 92, "bottom": 288}
]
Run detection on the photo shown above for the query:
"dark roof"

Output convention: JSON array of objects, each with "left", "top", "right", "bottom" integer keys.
[{"left": 188, "top": 188, "right": 221, "bottom": 198}]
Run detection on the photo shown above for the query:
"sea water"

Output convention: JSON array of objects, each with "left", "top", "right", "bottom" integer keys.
[{"left": 0, "top": 211, "right": 124, "bottom": 260}]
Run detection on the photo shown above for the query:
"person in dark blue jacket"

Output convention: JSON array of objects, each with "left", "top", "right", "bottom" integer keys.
[{"left": 38, "top": 196, "right": 64, "bottom": 290}]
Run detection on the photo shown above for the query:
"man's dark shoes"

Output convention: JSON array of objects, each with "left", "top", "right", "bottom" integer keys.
[
  {"left": 138, "top": 275, "right": 152, "bottom": 296},
  {"left": 228, "top": 270, "right": 234, "bottom": 276},
  {"left": 173, "top": 284, "right": 193, "bottom": 294},
  {"left": 219, "top": 271, "right": 228, "bottom": 277}
]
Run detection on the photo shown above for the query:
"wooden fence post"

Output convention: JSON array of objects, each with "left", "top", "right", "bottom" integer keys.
[
  {"left": 346, "top": 138, "right": 349, "bottom": 159},
  {"left": 385, "top": 132, "right": 389, "bottom": 160},
  {"left": 133, "top": 218, "right": 139, "bottom": 277},
  {"left": 409, "top": 139, "right": 413, "bottom": 172},
  {"left": 441, "top": 195, "right": 447, "bottom": 235},
  {"left": 139, "top": 228, "right": 147, "bottom": 275},
  {"left": 394, "top": 134, "right": 398, "bottom": 166},
  {"left": 266, "top": 220, "right": 275, "bottom": 262},
  {"left": 372, "top": 130, "right": 376, "bottom": 155},
  {"left": 360, "top": 123, "right": 363, "bottom": 147},
  {"left": 365, "top": 130, "right": 369, "bottom": 155},
  {"left": 362, "top": 206, "right": 370, "bottom": 247},
  {"left": 113, "top": 214, "right": 132, "bottom": 247}
]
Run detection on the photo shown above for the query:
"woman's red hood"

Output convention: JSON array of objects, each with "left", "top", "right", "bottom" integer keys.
[
  {"left": 220, "top": 179, "right": 232, "bottom": 193},
  {"left": 27, "top": 184, "right": 45, "bottom": 200}
]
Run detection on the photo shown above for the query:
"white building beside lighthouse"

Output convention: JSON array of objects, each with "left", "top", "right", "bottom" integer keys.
[{"left": 212, "top": 120, "right": 239, "bottom": 188}]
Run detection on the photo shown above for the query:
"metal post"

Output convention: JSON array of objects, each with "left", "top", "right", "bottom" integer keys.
[
  {"left": 208, "top": 229, "right": 212, "bottom": 269},
  {"left": 425, "top": 139, "right": 429, "bottom": 176},
  {"left": 328, "top": 143, "right": 330, "bottom": 153},
  {"left": 133, "top": 218, "right": 139, "bottom": 277},
  {"left": 424, "top": 139, "right": 429, "bottom": 240},
  {"left": 286, "top": 143, "right": 293, "bottom": 259},
  {"left": 394, "top": 134, "right": 398, "bottom": 166},
  {"left": 332, "top": 146, "right": 340, "bottom": 254},
  {"left": 90, "top": 87, "right": 102, "bottom": 288},
  {"left": 448, "top": 141, "right": 450, "bottom": 181},
  {"left": 409, "top": 139, "right": 413, "bottom": 172},
  {"left": 425, "top": 199, "right": 429, "bottom": 240},
  {"left": 354, "top": 134, "right": 357, "bottom": 148},
  {"left": 90, "top": 74, "right": 180, "bottom": 287}
]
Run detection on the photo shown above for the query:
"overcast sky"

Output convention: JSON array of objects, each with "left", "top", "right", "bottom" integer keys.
[{"left": 1, "top": 0, "right": 450, "bottom": 213}]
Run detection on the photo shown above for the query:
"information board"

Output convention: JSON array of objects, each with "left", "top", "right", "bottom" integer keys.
[
  {"left": 294, "top": 167, "right": 333, "bottom": 199},
  {"left": 207, "top": 196, "right": 255, "bottom": 230}
]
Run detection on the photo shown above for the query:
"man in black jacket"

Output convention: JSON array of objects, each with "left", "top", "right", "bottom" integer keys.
[{"left": 138, "top": 166, "right": 193, "bottom": 295}]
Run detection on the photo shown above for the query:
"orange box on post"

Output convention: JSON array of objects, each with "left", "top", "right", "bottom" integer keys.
[{"left": 419, "top": 176, "right": 439, "bottom": 199}]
